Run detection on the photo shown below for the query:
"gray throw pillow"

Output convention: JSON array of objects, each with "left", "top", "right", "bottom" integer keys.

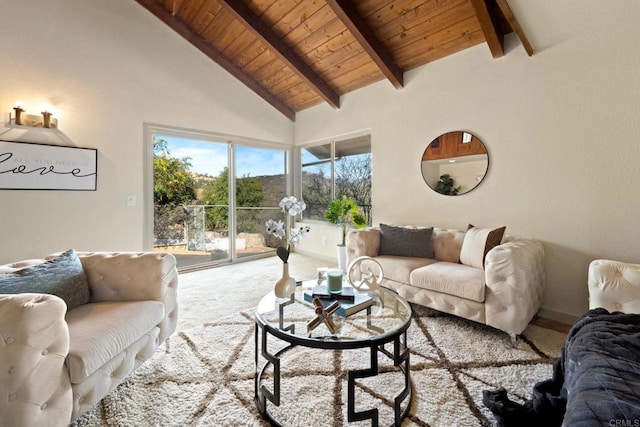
[
  {"left": 0, "top": 249, "right": 91, "bottom": 310},
  {"left": 379, "top": 224, "right": 435, "bottom": 258}
]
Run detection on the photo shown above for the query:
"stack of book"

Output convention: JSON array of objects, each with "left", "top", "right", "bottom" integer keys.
[{"left": 303, "top": 286, "right": 373, "bottom": 317}]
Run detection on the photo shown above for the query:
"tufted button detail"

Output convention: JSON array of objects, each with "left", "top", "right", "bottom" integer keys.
[
  {"left": 41, "top": 349, "right": 48, "bottom": 356},
  {"left": 9, "top": 393, "right": 17, "bottom": 401},
  {"left": 615, "top": 303, "right": 622, "bottom": 309},
  {"left": 40, "top": 402, "right": 47, "bottom": 410},
  {"left": 8, "top": 367, "right": 14, "bottom": 374},
  {"left": 615, "top": 271, "right": 623, "bottom": 277},
  {"left": 5, "top": 336, "right": 15, "bottom": 344}
]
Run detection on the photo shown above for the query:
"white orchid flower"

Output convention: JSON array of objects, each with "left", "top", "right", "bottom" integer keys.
[
  {"left": 289, "top": 225, "right": 311, "bottom": 245},
  {"left": 265, "top": 219, "right": 286, "bottom": 239},
  {"left": 267, "top": 196, "right": 311, "bottom": 262},
  {"left": 279, "top": 196, "right": 306, "bottom": 216}
]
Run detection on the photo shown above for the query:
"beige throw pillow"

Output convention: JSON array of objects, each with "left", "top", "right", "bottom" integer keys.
[{"left": 459, "top": 225, "right": 506, "bottom": 269}]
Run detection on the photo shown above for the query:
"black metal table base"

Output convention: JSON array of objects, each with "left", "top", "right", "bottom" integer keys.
[{"left": 255, "top": 323, "right": 412, "bottom": 426}]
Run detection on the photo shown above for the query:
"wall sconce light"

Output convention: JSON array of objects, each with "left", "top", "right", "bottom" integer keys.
[
  {"left": 9, "top": 104, "right": 58, "bottom": 128},
  {"left": 12, "top": 106, "right": 24, "bottom": 125},
  {"left": 41, "top": 111, "right": 53, "bottom": 128}
]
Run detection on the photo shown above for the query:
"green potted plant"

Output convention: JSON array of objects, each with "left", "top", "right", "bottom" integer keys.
[
  {"left": 324, "top": 196, "right": 367, "bottom": 270},
  {"left": 436, "top": 174, "right": 461, "bottom": 195}
]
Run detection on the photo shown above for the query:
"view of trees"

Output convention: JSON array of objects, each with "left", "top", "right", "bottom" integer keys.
[
  {"left": 200, "top": 167, "right": 265, "bottom": 234},
  {"left": 153, "top": 139, "right": 196, "bottom": 205},
  {"left": 335, "top": 154, "right": 372, "bottom": 225},
  {"left": 153, "top": 138, "right": 196, "bottom": 245},
  {"left": 153, "top": 138, "right": 372, "bottom": 249},
  {"left": 153, "top": 138, "right": 272, "bottom": 247},
  {"left": 302, "top": 153, "right": 372, "bottom": 225},
  {"left": 301, "top": 168, "right": 331, "bottom": 221}
]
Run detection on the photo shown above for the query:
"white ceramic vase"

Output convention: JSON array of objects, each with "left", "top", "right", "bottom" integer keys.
[{"left": 274, "top": 262, "right": 296, "bottom": 298}]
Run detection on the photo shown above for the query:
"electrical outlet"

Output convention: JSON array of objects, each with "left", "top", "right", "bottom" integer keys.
[
  {"left": 322, "top": 237, "right": 327, "bottom": 246},
  {"left": 126, "top": 195, "right": 136, "bottom": 206}
]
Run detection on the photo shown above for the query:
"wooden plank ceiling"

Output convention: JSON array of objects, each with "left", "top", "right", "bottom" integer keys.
[{"left": 135, "top": 0, "right": 532, "bottom": 121}]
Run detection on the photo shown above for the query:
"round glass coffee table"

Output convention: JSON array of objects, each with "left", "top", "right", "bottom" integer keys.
[{"left": 254, "top": 281, "right": 412, "bottom": 426}]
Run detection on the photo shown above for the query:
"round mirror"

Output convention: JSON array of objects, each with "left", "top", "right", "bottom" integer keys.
[{"left": 421, "top": 131, "right": 489, "bottom": 195}]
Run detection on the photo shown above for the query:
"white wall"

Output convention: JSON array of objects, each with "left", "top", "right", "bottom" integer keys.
[
  {"left": 295, "top": 221, "right": 343, "bottom": 263},
  {"left": 0, "top": 0, "right": 293, "bottom": 263},
  {"left": 294, "top": 0, "right": 640, "bottom": 322}
]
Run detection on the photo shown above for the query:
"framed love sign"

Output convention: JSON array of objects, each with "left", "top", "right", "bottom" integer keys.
[{"left": 0, "top": 140, "right": 97, "bottom": 190}]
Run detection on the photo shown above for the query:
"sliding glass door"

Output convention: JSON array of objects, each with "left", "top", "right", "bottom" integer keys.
[
  {"left": 149, "top": 127, "right": 288, "bottom": 270},
  {"left": 234, "top": 145, "right": 286, "bottom": 259}
]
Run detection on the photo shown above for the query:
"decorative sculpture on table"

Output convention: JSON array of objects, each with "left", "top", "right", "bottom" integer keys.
[
  {"left": 347, "top": 256, "right": 384, "bottom": 293},
  {"left": 307, "top": 298, "right": 340, "bottom": 336}
]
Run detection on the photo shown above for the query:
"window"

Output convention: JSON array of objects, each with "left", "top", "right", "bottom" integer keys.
[
  {"left": 300, "top": 135, "right": 371, "bottom": 224},
  {"left": 146, "top": 125, "right": 289, "bottom": 271}
]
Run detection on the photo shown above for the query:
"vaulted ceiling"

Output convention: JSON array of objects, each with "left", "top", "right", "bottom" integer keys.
[{"left": 134, "top": 0, "right": 532, "bottom": 121}]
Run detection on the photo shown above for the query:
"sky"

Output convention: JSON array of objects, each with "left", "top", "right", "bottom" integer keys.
[{"left": 159, "top": 135, "right": 287, "bottom": 177}]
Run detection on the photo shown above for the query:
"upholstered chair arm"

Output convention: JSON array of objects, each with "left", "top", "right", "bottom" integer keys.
[
  {"left": 588, "top": 259, "right": 640, "bottom": 314},
  {"left": 0, "top": 293, "right": 73, "bottom": 427},
  {"left": 75, "top": 252, "right": 179, "bottom": 343},
  {"left": 483, "top": 239, "right": 546, "bottom": 336},
  {"left": 346, "top": 228, "right": 381, "bottom": 266}
]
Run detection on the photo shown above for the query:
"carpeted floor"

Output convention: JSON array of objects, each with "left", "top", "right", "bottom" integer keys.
[
  {"left": 71, "top": 303, "right": 567, "bottom": 426},
  {"left": 175, "top": 253, "right": 336, "bottom": 331}
]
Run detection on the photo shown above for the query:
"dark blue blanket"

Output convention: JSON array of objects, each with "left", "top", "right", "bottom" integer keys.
[{"left": 483, "top": 308, "right": 640, "bottom": 427}]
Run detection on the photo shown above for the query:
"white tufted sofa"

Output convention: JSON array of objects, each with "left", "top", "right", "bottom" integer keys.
[
  {"left": 588, "top": 259, "right": 640, "bottom": 313},
  {"left": 0, "top": 251, "right": 178, "bottom": 427},
  {"left": 347, "top": 227, "right": 545, "bottom": 339}
]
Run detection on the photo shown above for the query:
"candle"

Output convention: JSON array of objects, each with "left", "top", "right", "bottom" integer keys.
[{"left": 326, "top": 269, "right": 343, "bottom": 294}]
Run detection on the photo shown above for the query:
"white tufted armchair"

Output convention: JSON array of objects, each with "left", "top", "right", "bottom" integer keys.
[
  {"left": 588, "top": 259, "right": 640, "bottom": 314},
  {"left": 0, "top": 252, "right": 178, "bottom": 427}
]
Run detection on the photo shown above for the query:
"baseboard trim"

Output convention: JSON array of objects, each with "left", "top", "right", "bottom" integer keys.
[{"left": 536, "top": 307, "right": 579, "bottom": 327}]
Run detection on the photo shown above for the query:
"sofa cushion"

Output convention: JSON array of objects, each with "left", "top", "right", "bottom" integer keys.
[
  {"left": 0, "top": 249, "right": 90, "bottom": 310},
  {"left": 459, "top": 225, "right": 506, "bottom": 269},
  {"left": 379, "top": 224, "right": 435, "bottom": 258},
  {"left": 375, "top": 255, "right": 437, "bottom": 284},
  {"left": 432, "top": 228, "right": 466, "bottom": 263},
  {"left": 65, "top": 300, "right": 164, "bottom": 383},
  {"left": 410, "top": 262, "right": 487, "bottom": 303}
]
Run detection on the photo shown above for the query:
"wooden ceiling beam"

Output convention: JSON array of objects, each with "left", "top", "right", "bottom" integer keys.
[
  {"left": 469, "top": 0, "right": 505, "bottom": 58},
  {"left": 218, "top": 0, "right": 341, "bottom": 109},
  {"left": 133, "top": 0, "right": 296, "bottom": 121},
  {"left": 325, "top": 0, "right": 404, "bottom": 89},
  {"left": 495, "top": 0, "right": 534, "bottom": 56}
]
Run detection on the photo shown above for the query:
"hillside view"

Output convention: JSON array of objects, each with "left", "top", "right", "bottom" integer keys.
[{"left": 153, "top": 137, "right": 371, "bottom": 268}]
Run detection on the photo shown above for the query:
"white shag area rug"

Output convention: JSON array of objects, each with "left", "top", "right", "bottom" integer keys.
[{"left": 71, "top": 307, "right": 566, "bottom": 427}]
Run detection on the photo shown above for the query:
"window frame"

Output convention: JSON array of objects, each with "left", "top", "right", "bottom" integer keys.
[
  {"left": 143, "top": 123, "right": 293, "bottom": 262},
  {"left": 295, "top": 130, "right": 372, "bottom": 224}
]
